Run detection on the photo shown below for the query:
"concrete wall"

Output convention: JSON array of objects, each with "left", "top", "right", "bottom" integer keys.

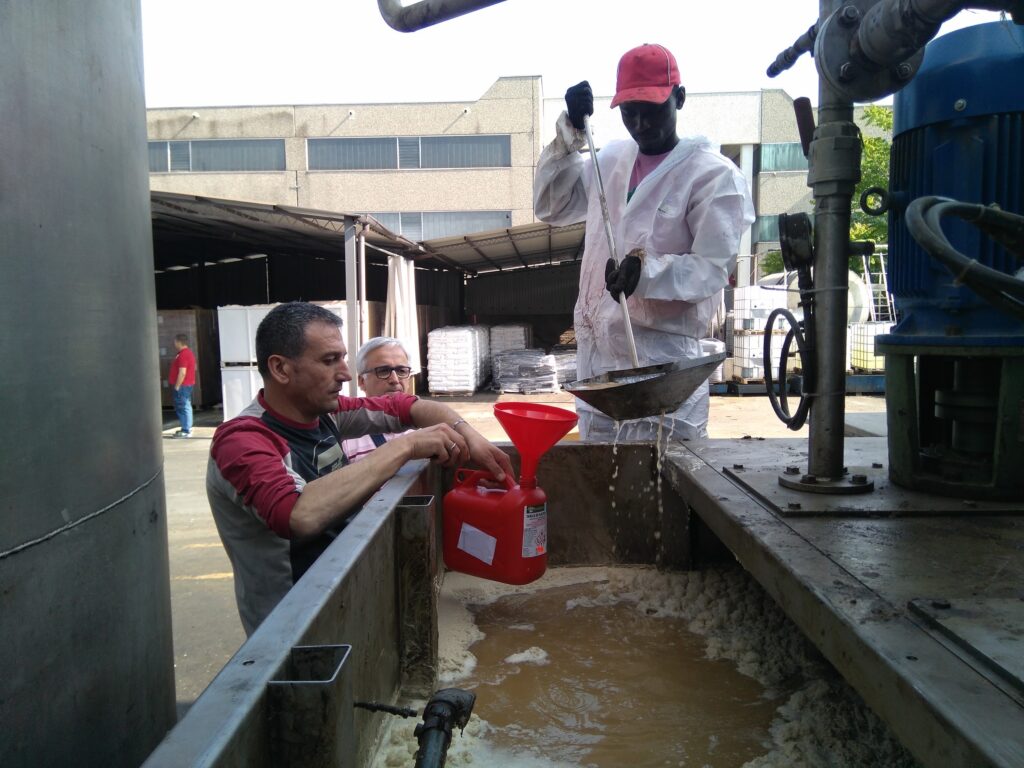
[
  {"left": 758, "top": 173, "right": 813, "bottom": 214},
  {"left": 147, "top": 76, "right": 542, "bottom": 227},
  {"left": 759, "top": 89, "right": 803, "bottom": 144}
]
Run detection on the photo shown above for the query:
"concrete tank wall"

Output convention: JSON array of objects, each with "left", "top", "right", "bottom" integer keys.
[{"left": 0, "top": 2, "right": 176, "bottom": 766}]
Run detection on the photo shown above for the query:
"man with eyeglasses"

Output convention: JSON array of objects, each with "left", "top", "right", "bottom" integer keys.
[
  {"left": 207, "top": 303, "right": 513, "bottom": 635},
  {"left": 342, "top": 337, "right": 416, "bottom": 463}
]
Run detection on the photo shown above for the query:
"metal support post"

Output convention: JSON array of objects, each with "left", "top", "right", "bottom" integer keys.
[
  {"left": 344, "top": 218, "right": 360, "bottom": 396},
  {"left": 358, "top": 225, "right": 368, "bottom": 348},
  {"left": 807, "top": 0, "right": 862, "bottom": 481}
]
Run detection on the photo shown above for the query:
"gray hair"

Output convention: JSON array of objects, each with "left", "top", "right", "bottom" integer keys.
[
  {"left": 355, "top": 336, "right": 410, "bottom": 375},
  {"left": 255, "top": 302, "right": 343, "bottom": 376}
]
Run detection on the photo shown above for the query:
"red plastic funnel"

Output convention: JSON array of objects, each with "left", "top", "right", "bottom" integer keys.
[{"left": 494, "top": 402, "right": 578, "bottom": 485}]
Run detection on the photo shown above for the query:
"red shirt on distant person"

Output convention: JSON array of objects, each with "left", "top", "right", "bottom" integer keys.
[{"left": 170, "top": 345, "right": 196, "bottom": 387}]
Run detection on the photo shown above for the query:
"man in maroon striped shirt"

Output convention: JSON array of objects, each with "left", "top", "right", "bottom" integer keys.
[{"left": 207, "top": 302, "right": 512, "bottom": 635}]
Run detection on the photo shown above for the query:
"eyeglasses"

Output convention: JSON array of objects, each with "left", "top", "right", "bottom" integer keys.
[{"left": 365, "top": 365, "right": 413, "bottom": 380}]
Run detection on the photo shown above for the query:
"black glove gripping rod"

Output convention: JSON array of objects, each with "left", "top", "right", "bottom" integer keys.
[{"left": 413, "top": 688, "right": 477, "bottom": 768}]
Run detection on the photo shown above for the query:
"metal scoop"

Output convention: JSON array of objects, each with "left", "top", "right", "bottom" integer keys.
[
  {"left": 565, "top": 353, "right": 726, "bottom": 422},
  {"left": 566, "top": 116, "right": 721, "bottom": 421}
]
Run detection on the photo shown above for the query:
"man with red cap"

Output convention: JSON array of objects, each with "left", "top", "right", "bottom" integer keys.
[{"left": 534, "top": 43, "right": 754, "bottom": 442}]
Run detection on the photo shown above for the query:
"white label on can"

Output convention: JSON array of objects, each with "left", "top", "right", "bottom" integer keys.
[
  {"left": 458, "top": 523, "right": 497, "bottom": 565},
  {"left": 522, "top": 503, "right": 547, "bottom": 558}
]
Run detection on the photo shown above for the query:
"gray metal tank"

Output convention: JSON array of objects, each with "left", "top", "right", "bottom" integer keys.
[{"left": 0, "top": 2, "right": 176, "bottom": 766}]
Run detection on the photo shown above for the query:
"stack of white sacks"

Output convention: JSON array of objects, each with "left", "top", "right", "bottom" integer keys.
[
  {"left": 427, "top": 325, "right": 490, "bottom": 393},
  {"left": 489, "top": 323, "right": 532, "bottom": 357}
]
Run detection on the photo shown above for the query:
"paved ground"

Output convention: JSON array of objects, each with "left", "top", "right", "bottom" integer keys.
[{"left": 161, "top": 391, "right": 887, "bottom": 716}]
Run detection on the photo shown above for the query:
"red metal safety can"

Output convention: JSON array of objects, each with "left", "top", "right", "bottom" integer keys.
[{"left": 442, "top": 469, "right": 548, "bottom": 585}]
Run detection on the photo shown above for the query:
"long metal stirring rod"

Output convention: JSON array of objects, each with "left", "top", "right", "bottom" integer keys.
[{"left": 584, "top": 115, "right": 641, "bottom": 368}]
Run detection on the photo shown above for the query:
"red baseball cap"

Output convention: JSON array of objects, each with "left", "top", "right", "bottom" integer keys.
[{"left": 610, "top": 44, "right": 681, "bottom": 108}]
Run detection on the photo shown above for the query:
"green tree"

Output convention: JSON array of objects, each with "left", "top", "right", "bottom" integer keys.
[
  {"left": 851, "top": 105, "right": 893, "bottom": 251},
  {"left": 756, "top": 106, "right": 892, "bottom": 280}
]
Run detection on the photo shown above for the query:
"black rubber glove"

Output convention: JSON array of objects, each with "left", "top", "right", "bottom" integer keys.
[
  {"left": 565, "top": 81, "right": 593, "bottom": 131},
  {"left": 605, "top": 253, "right": 642, "bottom": 302}
]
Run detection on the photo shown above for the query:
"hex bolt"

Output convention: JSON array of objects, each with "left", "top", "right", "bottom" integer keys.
[
  {"left": 872, "top": 462, "right": 883, "bottom": 469},
  {"left": 839, "top": 62, "right": 858, "bottom": 83},
  {"left": 839, "top": 5, "right": 860, "bottom": 26},
  {"left": 787, "top": 502, "right": 803, "bottom": 511},
  {"left": 801, "top": 474, "right": 818, "bottom": 484},
  {"left": 785, "top": 466, "right": 800, "bottom": 475},
  {"left": 931, "top": 600, "right": 951, "bottom": 610},
  {"left": 732, "top": 463, "right": 745, "bottom": 470},
  {"left": 895, "top": 62, "right": 913, "bottom": 81},
  {"left": 954, "top": 98, "right": 967, "bottom": 112},
  {"left": 851, "top": 474, "right": 868, "bottom": 485}
]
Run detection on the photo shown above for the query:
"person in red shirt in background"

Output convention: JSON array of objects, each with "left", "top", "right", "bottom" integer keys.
[{"left": 170, "top": 333, "right": 197, "bottom": 438}]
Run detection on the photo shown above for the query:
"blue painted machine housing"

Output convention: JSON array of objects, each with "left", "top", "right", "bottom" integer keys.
[{"left": 885, "top": 21, "right": 1024, "bottom": 346}]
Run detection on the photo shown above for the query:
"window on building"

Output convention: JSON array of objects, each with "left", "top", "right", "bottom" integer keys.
[
  {"left": 400, "top": 212, "right": 424, "bottom": 241},
  {"left": 309, "top": 135, "right": 512, "bottom": 170},
  {"left": 148, "top": 139, "right": 285, "bottom": 172},
  {"left": 398, "top": 137, "right": 421, "bottom": 169},
  {"left": 759, "top": 142, "right": 808, "bottom": 172},
  {"left": 368, "top": 210, "right": 512, "bottom": 240},
  {"left": 753, "top": 215, "right": 781, "bottom": 243},
  {"left": 148, "top": 142, "right": 169, "bottom": 172},
  {"left": 368, "top": 212, "right": 402, "bottom": 233},
  {"left": 169, "top": 141, "right": 191, "bottom": 172},
  {"left": 308, "top": 138, "right": 398, "bottom": 170},
  {"left": 422, "top": 211, "right": 511, "bottom": 239},
  {"left": 420, "top": 136, "right": 511, "bottom": 168}
]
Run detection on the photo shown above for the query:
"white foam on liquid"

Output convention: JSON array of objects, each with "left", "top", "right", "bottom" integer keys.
[{"left": 503, "top": 646, "right": 550, "bottom": 666}]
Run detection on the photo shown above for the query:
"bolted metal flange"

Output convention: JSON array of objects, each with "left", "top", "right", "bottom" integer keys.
[{"left": 778, "top": 471, "right": 876, "bottom": 495}]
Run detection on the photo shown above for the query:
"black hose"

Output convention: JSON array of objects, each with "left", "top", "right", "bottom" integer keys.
[
  {"left": 764, "top": 307, "right": 813, "bottom": 430},
  {"left": 412, "top": 688, "right": 476, "bottom": 768},
  {"left": 904, "top": 196, "right": 1024, "bottom": 319}
]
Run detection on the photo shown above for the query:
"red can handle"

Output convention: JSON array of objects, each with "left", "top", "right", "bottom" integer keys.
[{"left": 453, "top": 468, "right": 516, "bottom": 490}]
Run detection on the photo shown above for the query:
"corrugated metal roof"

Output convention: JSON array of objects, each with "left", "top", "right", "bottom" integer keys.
[
  {"left": 418, "top": 220, "right": 586, "bottom": 274},
  {"left": 151, "top": 191, "right": 587, "bottom": 276},
  {"left": 150, "top": 191, "right": 424, "bottom": 272}
]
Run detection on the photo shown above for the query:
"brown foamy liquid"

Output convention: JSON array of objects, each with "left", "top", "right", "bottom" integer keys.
[{"left": 456, "top": 582, "right": 776, "bottom": 766}]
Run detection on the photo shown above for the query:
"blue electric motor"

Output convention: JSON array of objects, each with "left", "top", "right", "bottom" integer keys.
[{"left": 877, "top": 20, "right": 1024, "bottom": 500}]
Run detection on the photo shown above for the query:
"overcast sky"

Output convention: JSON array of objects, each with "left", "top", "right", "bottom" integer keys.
[{"left": 141, "top": 1, "right": 1003, "bottom": 109}]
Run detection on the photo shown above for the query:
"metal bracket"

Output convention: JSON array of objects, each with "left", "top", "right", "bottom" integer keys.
[{"left": 268, "top": 644, "right": 353, "bottom": 768}]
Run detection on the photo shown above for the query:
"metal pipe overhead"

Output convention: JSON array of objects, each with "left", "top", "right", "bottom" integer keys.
[{"left": 377, "top": 0, "right": 507, "bottom": 32}]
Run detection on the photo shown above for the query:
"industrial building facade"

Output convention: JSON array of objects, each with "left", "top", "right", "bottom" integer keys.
[
  {"left": 146, "top": 76, "right": 817, "bottom": 281},
  {"left": 147, "top": 77, "right": 542, "bottom": 242}
]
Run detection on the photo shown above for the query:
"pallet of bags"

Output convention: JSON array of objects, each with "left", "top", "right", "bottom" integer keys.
[
  {"left": 472, "top": 325, "right": 491, "bottom": 384},
  {"left": 492, "top": 348, "right": 560, "bottom": 394},
  {"left": 489, "top": 323, "right": 532, "bottom": 359},
  {"left": 427, "top": 325, "right": 489, "bottom": 394}
]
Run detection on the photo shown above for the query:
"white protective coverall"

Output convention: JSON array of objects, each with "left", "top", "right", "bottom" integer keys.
[{"left": 534, "top": 113, "right": 754, "bottom": 441}]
